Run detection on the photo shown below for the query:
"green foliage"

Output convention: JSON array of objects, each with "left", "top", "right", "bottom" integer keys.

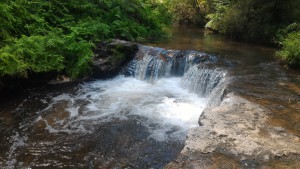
[
  {"left": 275, "top": 23, "right": 300, "bottom": 44},
  {"left": 166, "top": 0, "right": 197, "bottom": 24},
  {"left": 204, "top": 0, "right": 300, "bottom": 42},
  {"left": 0, "top": 0, "right": 170, "bottom": 79},
  {"left": 164, "top": 0, "right": 208, "bottom": 25},
  {"left": 68, "top": 18, "right": 111, "bottom": 42},
  {"left": 205, "top": 0, "right": 229, "bottom": 31},
  {"left": 0, "top": 34, "right": 65, "bottom": 77},
  {"left": 277, "top": 30, "right": 300, "bottom": 67},
  {"left": 0, "top": 0, "right": 31, "bottom": 45}
]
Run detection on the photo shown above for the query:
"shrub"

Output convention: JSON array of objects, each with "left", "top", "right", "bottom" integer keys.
[
  {"left": 0, "top": 0, "right": 170, "bottom": 79},
  {"left": 0, "top": 34, "right": 65, "bottom": 77},
  {"left": 277, "top": 31, "right": 300, "bottom": 67},
  {"left": 205, "top": 0, "right": 299, "bottom": 43}
]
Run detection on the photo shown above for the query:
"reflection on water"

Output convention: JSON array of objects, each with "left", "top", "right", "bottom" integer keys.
[
  {"left": 145, "top": 25, "right": 300, "bottom": 138},
  {"left": 144, "top": 25, "right": 276, "bottom": 65}
]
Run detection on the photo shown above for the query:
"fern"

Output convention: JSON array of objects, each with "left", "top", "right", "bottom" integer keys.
[
  {"left": 0, "top": 0, "right": 170, "bottom": 79},
  {"left": 277, "top": 30, "right": 300, "bottom": 66}
]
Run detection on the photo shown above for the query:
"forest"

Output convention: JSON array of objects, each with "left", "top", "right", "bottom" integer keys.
[{"left": 0, "top": 0, "right": 300, "bottom": 80}]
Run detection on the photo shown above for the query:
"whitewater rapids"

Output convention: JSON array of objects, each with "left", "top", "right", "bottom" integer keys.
[{"left": 39, "top": 76, "right": 206, "bottom": 142}]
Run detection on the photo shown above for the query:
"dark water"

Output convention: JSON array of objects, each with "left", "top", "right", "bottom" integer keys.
[
  {"left": 1, "top": 78, "right": 199, "bottom": 168},
  {"left": 145, "top": 25, "right": 276, "bottom": 65},
  {"left": 0, "top": 51, "right": 211, "bottom": 168},
  {"left": 1, "top": 26, "right": 299, "bottom": 169}
]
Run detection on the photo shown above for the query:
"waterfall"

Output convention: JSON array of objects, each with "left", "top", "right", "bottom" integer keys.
[
  {"left": 1, "top": 44, "right": 229, "bottom": 168},
  {"left": 182, "top": 65, "right": 226, "bottom": 97},
  {"left": 123, "top": 45, "right": 226, "bottom": 97}
]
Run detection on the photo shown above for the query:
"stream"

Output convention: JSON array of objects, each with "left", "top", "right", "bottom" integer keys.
[
  {"left": 146, "top": 26, "right": 300, "bottom": 137},
  {"left": 1, "top": 26, "right": 299, "bottom": 169}
]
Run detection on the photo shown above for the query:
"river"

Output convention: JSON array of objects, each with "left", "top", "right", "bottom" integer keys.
[
  {"left": 146, "top": 26, "right": 300, "bottom": 138},
  {"left": 0, "top": 26, "right": 299, "bottom": 168}
]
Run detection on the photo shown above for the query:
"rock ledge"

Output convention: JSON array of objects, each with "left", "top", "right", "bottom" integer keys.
[{"left": 166, "top": 93, "right": 300, "bottom": 168}]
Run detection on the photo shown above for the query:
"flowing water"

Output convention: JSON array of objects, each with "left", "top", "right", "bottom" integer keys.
[
  {"left": 1, "top": 26, "right": 299, "bottom": 168},
  {"left": 1, "top": 77, "right": 205, "bottom": 168},
  {"left": 0, "top": 41, "right": 226, "bottom": 168},
  {"left": 146, "top": 25, "right": 300, "bottom": 141}
]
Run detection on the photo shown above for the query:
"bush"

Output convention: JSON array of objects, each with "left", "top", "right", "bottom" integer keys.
[
  {"left": 205, "top": 0, "right": 299, "bottom": 43},
  {"left": 0, "top": 0, "right": 170, "bottom": 79},
  {"left": 277, "top": 31, "right": 300, "bottom": 67},
  {"left": 275, "top": 23, "right": 300, "bottom": 43},
  {"left": 0, "top": 34, "right": 65, "bottom": 77},
  {"left": 165, "top": 0, "right": 208, "bottom": 26}
]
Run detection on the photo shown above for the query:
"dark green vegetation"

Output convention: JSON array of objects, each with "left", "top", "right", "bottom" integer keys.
[
  {"left": 1, "top": 0, "right": 299, "bottom": 80},
  {"left": 166, "top": 0, "right": 300, "bottom": 68},
  {"left": 0, "top": 0, "right": 170, "bottom": 79},
  {"left": 276, "top": 23, "right": 300, "bottom": 68}
]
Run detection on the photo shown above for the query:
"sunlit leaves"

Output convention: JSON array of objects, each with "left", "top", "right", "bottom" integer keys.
[
  {"left": 0, "top": 35, "right": 64, "bottom": 77},
  {"left": 277, "top": 31, "right": 300, "bottom": 67},
  {"left": 0, "top": 0, "right": 169, "bottom": 79}
]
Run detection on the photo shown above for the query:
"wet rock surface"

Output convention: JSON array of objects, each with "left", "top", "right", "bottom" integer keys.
[
  {"left": 165, "top": 93, "right": 300, "bottom": 169},
  {"left": 91, "top": 40, "right": 138, "bottom": 78}
]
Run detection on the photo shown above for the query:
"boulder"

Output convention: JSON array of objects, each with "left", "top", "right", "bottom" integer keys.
[
  {"left": 91, "top": 40, "right": 139, "bottom": 78},
  {"left": 0, "top": 40, "right": 138, "bottom": 97}
]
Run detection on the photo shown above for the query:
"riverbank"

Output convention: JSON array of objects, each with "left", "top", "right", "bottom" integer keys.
[{"left": 0, "top": 40, "right": 138, "bottom": 101}]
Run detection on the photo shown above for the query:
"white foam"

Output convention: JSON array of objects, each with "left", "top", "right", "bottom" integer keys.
[
  {"left": 6, "top": 132, "right": 27, "bottom": 168},
  {"left": 37, "top": 76, "right": 206, "bottom": 141},
  {"left": 66, "top": 106, "right": 79, "bottom": 118}
]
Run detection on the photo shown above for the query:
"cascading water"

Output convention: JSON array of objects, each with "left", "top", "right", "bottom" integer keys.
[
  {"left": 123, "top": 45, "right": 219, "bottom": 82},
  {"left": 182, "top": 65, "right": 226, "bottom": 96},
  {"left": 1, "top": 45, "right": 227, "bottom": 169},
  {"left": 123, "top": 45, "right": 225, "bottom": 97}
]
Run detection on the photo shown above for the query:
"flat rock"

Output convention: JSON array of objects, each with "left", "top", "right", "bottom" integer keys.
[{"left": 166, "top": 93, "right": 300, "bottom": 168}]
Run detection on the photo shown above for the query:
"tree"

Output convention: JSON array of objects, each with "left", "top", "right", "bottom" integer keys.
[{"left": 205, "top": 0, "right": 300, "bottom": 43}]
